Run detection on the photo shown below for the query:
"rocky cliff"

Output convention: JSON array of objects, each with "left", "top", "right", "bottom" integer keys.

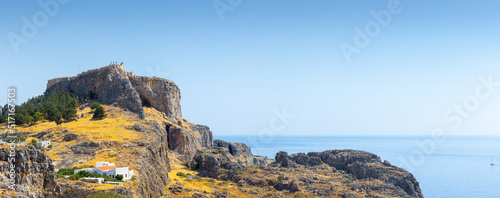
[
  {"left": 193, "top": 149, "right": 423, "bottom": 198},
  {"left": 0, "top": 146, "right": 61, "bottom": 197},
  {"left": 134, "top": 120, "right": 172, "bottom": 197},
  {"left": 166, "top": 120, "right": 214, "bottom": 162},
  {"left": 213, "top": 139, "right": 272, "bottom": 167},
  {"left": 1, "top": 63, "right": 424, "bottom": 197},
  {"left": 45, "top": 63, "right": 182, "bottom": 120},
  {"left": 275, "top": 150, "right": 423, "bottom": 197}
]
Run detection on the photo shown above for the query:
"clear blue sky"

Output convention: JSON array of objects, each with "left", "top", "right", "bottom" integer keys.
[{"left": 1, "top": 0, "right": 499, "bottom": 135}]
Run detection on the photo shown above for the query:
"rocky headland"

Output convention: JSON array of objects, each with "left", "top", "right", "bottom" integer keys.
[{"left": 0, "top": 63, "right": 423, "bottom": 197}]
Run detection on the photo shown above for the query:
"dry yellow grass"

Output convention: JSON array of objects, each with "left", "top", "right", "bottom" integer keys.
[
  {"left": 164, "top": 155, "right": 290, "bottom": 198},
  {"left": 6, "top": 105, "right": 145, "bottom": 167},
  {"left": 77, "top": 149, "right": 117, "bottom": 168},
  {"left": 17, "top": 105, "right": 142, "bottom": 142}
]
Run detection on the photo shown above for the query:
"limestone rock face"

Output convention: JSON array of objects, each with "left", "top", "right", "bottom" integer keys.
[
  {"left": 209, "top": 139, "right": 272, "bottom": 167},
  {"left": 166, "top": 121, "right": 215, "bottom": 162},
  {"left": 46, "top": 64, "right": 144, "bottom": 119},
  {"left": 0, "top": 146, "right": 62, "bottom": 197},
  {"left": 136, "top": 120, "right": 172, "bottom": 198},
  {"left": 193, "top": 153, "right": 220, "bottom": 178},
  {"left": 213, "top": 140, "right": 252, "bottom": 157},
  {"left": 128, "top": 75, "right": 182, "bottom": 119},
  {"left": 1, "top": 104, "right": 8, "bottom": 116},
  {"left": 166, "top": 124, "right": 202, "bottom": 162},
  {"left": 194, "top": 125, "right": 213, "bottom": 148},
  {"left": 46, "top": 63, "right": 182, "bottom": 120}
]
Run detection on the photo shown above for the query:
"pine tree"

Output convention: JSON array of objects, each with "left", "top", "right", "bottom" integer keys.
[{"left": 92, "top": 105, "right": 107, "bottom": 119}]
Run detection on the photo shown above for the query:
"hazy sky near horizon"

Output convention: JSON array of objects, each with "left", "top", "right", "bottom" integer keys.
[{"left": 1, "top": 1, "right": 499, "bottom": 136}]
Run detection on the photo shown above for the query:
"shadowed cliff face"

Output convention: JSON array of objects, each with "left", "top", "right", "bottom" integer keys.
[
  {"left": 45, "top": 63, "right": 182, "bottom": 120},
  {"left": 135, "top": 120, "right": 172, "bottom": 198},
  {"left": 166, "top": 121, "right": 214, "bottom": 162}
]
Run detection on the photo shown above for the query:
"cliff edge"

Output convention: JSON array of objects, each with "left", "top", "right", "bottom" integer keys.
[{"left": 45, "top": 62, "right": 182, "bottom": 120}]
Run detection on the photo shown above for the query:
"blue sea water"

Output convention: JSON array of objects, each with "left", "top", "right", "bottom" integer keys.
[{"left": 214, "top": 135, "right": 500, "bottom": 198}]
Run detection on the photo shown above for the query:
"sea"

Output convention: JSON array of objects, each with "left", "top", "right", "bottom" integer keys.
[{"left": 214, "top": 135, "right": 500, "bottom": 198}]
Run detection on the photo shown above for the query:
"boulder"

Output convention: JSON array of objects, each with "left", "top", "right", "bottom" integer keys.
[
  {"left": 63, "top": 133, "right": 79, "bottom": 142},
  {"left": 132, "top": 123, "right": 146, "bottom": 132},
  {"left": 193, "top": 153, "right": 221, "bottom": 178},
  {"left": 213, "top": 140, "right": 252, "bottom": 157}
]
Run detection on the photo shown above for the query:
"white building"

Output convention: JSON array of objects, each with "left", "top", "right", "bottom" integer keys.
[
  {"left": 74, "top": 162, "right": 134, "bottom": 181},
  {"left": 80, "top": 177, "right": 104, "bottom": 183},
  {"left": 37, "top": 141, "right": 51, "bottom": 148}
]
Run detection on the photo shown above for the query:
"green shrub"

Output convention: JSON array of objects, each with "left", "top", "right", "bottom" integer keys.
[
  {"left": 277, "top": 175, "right": 284, "bottom": 181},
  {"left": 88, "top": 191, "right": 125, "bottom": 198},
  {"left": 0, "top": 115, "right": 6, "bottom": 124},
  {"left": 33, "top": 112, "right": 44, "bottom": 123},
  {"left": 57, "top": 167, "right": 79, "bottom": 176},
  {"left": 342, "top": 179, "right": 354, "bottom": 184},
  {"left": 190, "top": 162, "right": 199, "bottom": 170},
  {"left": 115, "top": 174, "right": 123, "bottom": 181},
  {"left": 90, "top": 102, "right": 100, "bottom": 110},
  {"left": 176, "top": 172, "right": 187, "bottom": 177},
  {"left": 92, "top": 104, "right": 107, "bottom": 119}
]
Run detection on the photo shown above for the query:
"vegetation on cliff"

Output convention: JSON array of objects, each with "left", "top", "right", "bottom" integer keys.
[
  {"left": 90, "top": 102, "right": 107, "bottom": 119},
  {"left": 9, "top": 92, "right": 79, "bottom": 125}
]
